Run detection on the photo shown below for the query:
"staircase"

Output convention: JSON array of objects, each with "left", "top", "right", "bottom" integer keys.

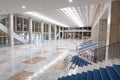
[
  {"left": 77, "top": 42, "right": 97, "bottom": 52},
  {"left": 0, "top": 23, "right": 27, "bottom": 44},
  {"left": 14, "top": 32, "right": 27, "bottom": 44},
  {"left": 58, "top": 58, "right": 120, "bottom": 80},
  {"left": 70, "top": 55, "right": 91, "bottom": 69},
  {"left": 56, "top": 33, "right": 60, "bottom": 40},
  {"left": 0, "top": 23, "right": 8, "bottom": 34}
]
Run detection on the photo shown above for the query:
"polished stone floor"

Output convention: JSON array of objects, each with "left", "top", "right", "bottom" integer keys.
[{"left": 0, "top": 40, "right": 80, "bottom": 80}]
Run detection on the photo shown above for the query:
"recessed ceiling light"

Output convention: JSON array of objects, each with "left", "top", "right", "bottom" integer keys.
[
  {"left": 22, "top": 5, "right": 26, "bottom": 9},
  {"left": 69, "top": 0, "right": 73, "bottom": 3}
]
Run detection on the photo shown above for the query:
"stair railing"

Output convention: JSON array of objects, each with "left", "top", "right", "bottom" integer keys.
[
  {"left": 94, "top": 41, "right": 120, "bottom": 61},
  {"left": 60, "top": 55, "right": 73, "bottom": 77}
]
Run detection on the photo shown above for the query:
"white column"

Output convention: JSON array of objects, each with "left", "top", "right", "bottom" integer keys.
[
  {"left": 77, "top": 32, "right": 80, "bottom": 40},
  {"left": 73, "top": 32, "right": 74, "bottom": 41},
  {"left": 22, "top": 18, "right": 24, "bottom": 32},
  {"left": 41, "top": 22, "right": 44, "bottom": 43},
  {"left": 29, "top": 17, "right": 32, "bottom": 44},
  {"left": 105, "top": 3, "right": 111, "bottom": 61},
  {"left": 82, "top": 28, "right": 84, "bottom": 40},
  {"left": 54, "top": 25, "right": 57, "bottom": 40},
  {"left": 9, "top": 14, "right": 14, "bottom": 47},
  {"left": 62, "top": 27, "right": 64, "bottom": 39},
  {"left": 65, "top": 32, "right": 67, "bottom": 39},
  {"left": 48, "top": 24, "right": 51, "bottom": 41},
  {"left": 59, "top": 26, "right": 61, "bottom": 40},
  {"left": 14, "top": 16, "right": 17, "bottom": 32}
]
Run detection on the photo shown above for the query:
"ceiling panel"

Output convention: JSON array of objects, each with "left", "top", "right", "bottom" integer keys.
[
  {"left": 27, "top": 3, "right": 108, "bottom": 27},
  {"left": 0, "top": 0, "right": 110, "bottom": 27}
]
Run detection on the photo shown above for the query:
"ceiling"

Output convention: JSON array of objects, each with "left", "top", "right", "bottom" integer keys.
[{"left": 0, "top": 0, "right": 111, "bottom": 27}]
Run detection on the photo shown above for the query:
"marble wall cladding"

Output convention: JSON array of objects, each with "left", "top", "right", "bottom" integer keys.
[
  {"left": 91, "top": 24, "right": 99, "bottom": 41},
  {"left": 109, "top": 1, "right": 120, "bottom": 44},
  {"left": 98, "top": 19, "right": 107, "bottom": 48},
  {"left": 95, "top": 19, "right": 107, "bottom": 61},
  {"left": 107, "top": 1, "right": 120, "bottom": 58}
]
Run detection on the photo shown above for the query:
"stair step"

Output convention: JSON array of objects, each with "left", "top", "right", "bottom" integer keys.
[
  {"left": 106, "top": 66, "right": 120, "bottom": 80},
  {"left": 93, "top": 69, "right": 102, "bottom": 80},
  {"left": 113, "top": 65, "right": 120, "bottom": 77},
  {"left": 80, "top": 72, "right": 87, "bottom": 80},
  {"left": 87, "top": 71, "right": 93, "bottom": 80},
  {"left": 100, "top": 68, "right": 111, "bottom": 80}
]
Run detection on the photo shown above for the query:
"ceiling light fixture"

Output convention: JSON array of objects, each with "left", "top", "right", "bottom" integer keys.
[
  {"left": 60, "top": 7, "right": 84, "bottom": 27},
  {"left": 25, "top": 11, "right": 69, "bottom": 27},
  {"left": 69, "top": 0, "right": 73, "bottom": 3},
  {"left": 22, "top": 5, "right": 26, "bottom": 9}
]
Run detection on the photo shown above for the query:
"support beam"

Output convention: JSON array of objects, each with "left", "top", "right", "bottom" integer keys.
[
  {"left": 59, "top": 26, "right": 61, "bottom": 40},
  {"left": 9, "top": 14, "right": 14, "bottom": 47},
  {"left": 62, "top": 27, "right": 64, "bottom": 39},
  {"left": 54, "top": 25, "right": 57, "bottom": 41},
  {"left": 29, "top": 17, "right": 32, "bottom": 44},
  {"left": 82, "top": 28, "right": 84, "bottom": 40},
  {"left": 41, "top": 22, "right": 44, "bottom": 43},
  {"left": 48, "top": 24, "right": 51, "bottom": 41},
  {"left": 73, "top": 32, "right": 74, "bottom": 41}
]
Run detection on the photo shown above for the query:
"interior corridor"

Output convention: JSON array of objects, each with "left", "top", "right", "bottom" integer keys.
[{"left": 0, "top": 40, "right": 79, "bottom": 80}]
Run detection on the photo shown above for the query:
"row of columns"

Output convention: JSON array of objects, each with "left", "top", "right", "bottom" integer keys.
[
  {"left": 8, "top": 15, "right": 89, "bottom": 47},
  {"left": 8, "top": 15, "right": 63, "bottom": 46},
  {"left": 60, "top": 32, "right": 84, "bottom": 40},
  {"left": 8, "top": 16, "right": 89, "bottom": 46},
  {"left": 29, "top": 21, "right": 63, "bottom": 43},
  {"left": 62, "top": 32, "right": 84, "bottom": 39}
]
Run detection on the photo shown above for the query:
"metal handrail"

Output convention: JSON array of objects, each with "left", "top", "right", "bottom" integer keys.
[
  {"left": 60, "top": 55, "right": 73, "bottom": 77},
  {"left": 95, "top": 42, "right": 120, "bottom": 61},
  {"left": 0, "top": 23, "right": 8, "bottom": 34},
  {"left": 14, "top": 32, "right": 27, "bottom": 43}
]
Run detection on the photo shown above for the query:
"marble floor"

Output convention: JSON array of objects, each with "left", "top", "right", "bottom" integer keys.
[{"left": 0, "top": 39, "right": 80, "bottom": 80}]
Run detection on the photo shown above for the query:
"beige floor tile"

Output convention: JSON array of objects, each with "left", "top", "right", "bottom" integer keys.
[
  {"left": 69, "top": 49, "right": 76, "bottom": 52},
  {"left": 8, "top": 71, "right": 33, "bottom": 80},
  {"left": 56, "top": 48, "right": 64, "bottom": 50},
  {"left": 23, "top": 57, "right": 46, "bottom": 64},
  {"left": 53, "top": 52, "right": 61, "bottom": 57},
  {"left": 51, "top": 60, "right": 65, "bottom": 70}
]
